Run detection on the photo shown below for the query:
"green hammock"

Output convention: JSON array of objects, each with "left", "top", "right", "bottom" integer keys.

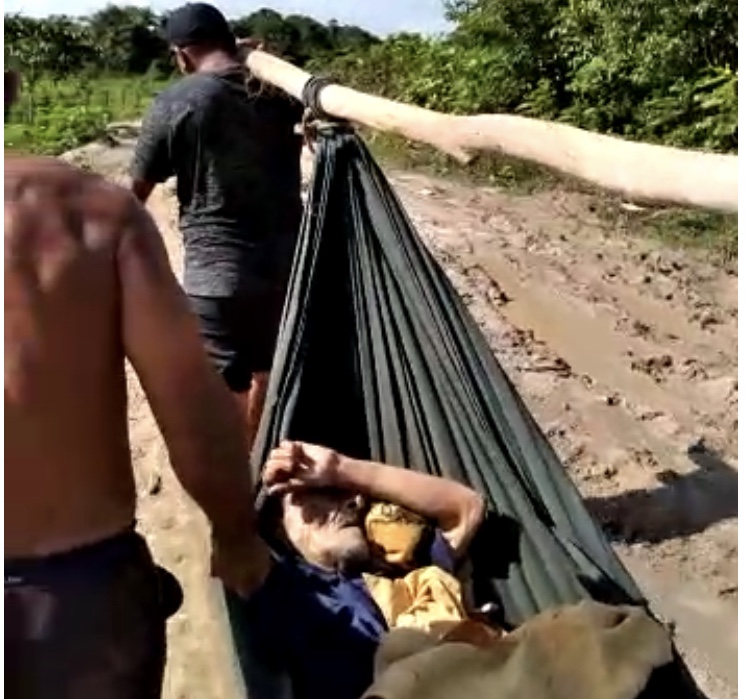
[{"left": 219, "top": 126, "right": 705, "bottom": 699}]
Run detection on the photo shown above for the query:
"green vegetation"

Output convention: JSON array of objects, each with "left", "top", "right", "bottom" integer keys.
[
  {"left": 315, "top": 0, "right": 737, "bottom": 154},
  {"left": 6, "top": 1, "right": 735, "bottom": 155},
  {"left": 4, "top": 3, "right": 736, "bottom": 257},
  {"left": 631, "top": 210, "right": 737, "bottom": 265},
  {"left": 311, "top": 0, "right": 737, "bottom": 259},
  {"left": 4, "top": 7, "right": 378, "bottom": 78},
  {"left": 364, "top": 131, "right": 737, "bottom": 264},
  {"left": 4, "top": 75, "right": 167, "bottom": 154},
  {"left": 4, "top": 6, "right": 378, "bottom": 154}
]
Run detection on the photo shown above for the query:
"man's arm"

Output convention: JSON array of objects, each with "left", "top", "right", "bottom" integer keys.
[
  {"left": 129, "top": 98, "right": 174, "bottom": 204},
  {"left": 266, "top": 442, "right": 485, "bottom": 559},
  {"left": 117, "top": 194, "right": 268, "bottom": 593},
  {"left": 337, "top": 456, "right": 485, "bottom": 559}
]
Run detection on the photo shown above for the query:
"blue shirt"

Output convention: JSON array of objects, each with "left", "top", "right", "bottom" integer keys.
[{"left": 244, "top": 532, "right": 456, "bottom": 699}]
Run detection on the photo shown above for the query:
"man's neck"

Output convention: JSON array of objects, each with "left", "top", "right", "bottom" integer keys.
[
  {"left": 301, "top": 547, "right": 338, "bottom": 572},
  {"left": 196, "top": 52, "right": 241, "bottom": 75}
]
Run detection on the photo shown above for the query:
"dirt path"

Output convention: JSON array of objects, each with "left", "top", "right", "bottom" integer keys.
[
  {"left": 385, "top": 172, "right": 738, "bottom": 697},
  {"left": 390, "top": 172, "right": 738, "bottom": 595},
  {"left": 64, "top": 135, "right": 737, "bottom": 698}
]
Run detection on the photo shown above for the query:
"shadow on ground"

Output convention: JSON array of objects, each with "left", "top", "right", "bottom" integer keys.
[{"left": 586, "top": 443, "right": 737, "bottom": 544}]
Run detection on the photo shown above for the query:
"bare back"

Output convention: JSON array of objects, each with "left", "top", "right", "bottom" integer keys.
[
  {"left": 6, "top": 154, "right": 267, "bottom": 598},
  {"left": 5, "top": 157, "right": 137, "bottom": 556}
]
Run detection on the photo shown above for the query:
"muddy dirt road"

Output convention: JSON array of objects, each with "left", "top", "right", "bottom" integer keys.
[{"left": 64, "top": 135, "right": 737, "bottom": 698}]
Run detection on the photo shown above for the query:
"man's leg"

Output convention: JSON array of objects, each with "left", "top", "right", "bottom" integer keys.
[
  {"left": 187, "top": 294, "right": 272, "bottom": 454},
  {"left": 227, "top": 372, "right": 268, "bottom": 456},
  {"left": 241, "top": 286, "right": 287, "bottom": 454},
  {"left": 188, "top": 293, "right": 283, "bottom": 454},
  {"left": 188, "top": 295, "right": 253, "bottom": 448},
  {"left": 246, "top": 372, "right": 270, "bottom": 453},
  {"left": 230, "top": 389, "right": 251, "bottom": 447}
]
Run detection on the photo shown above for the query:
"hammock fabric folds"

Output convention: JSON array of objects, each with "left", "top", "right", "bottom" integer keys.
[{"left": 223, "top": 127, "right": 705, "bottom": 699}]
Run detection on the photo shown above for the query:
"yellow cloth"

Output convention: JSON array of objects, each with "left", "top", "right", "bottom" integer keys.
[
  {"left": 365, "top": 502, "right": 427, "bottom": 568},
  {"left": 362, "top": 566, "right": 468, "bottom": 634},
  {"left": 362, "top": 601, "right": 673, "bottom": 699}
]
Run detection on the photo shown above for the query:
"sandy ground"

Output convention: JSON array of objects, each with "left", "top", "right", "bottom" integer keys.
[{"left": 63, "top": 132, "right": 737, "bottom": 699}]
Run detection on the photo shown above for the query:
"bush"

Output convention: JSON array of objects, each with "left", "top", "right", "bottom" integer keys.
[
  {"left": 315, "top": 0, "right": 737, "bottom": 154},
  {"left": 4, "top": 75, "right": 168, "bottom": 155}
]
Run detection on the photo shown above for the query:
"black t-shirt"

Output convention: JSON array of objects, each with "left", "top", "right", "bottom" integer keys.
[{"left": 131, "top": 70, "right": 304, "bottom": 297}]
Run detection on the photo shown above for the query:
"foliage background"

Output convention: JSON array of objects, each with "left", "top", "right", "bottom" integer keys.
[
  {"left": 5, "top": 1, "right": 737, "bottom": 154},
  {"left": 4, "top": 7, "right": 379, "bottom": 154},
  {"left": 312, "top": 0, "right": 737, "bottom": 153},
  {"left": 3, "top": 2, "right": 737, "bottom": 258}
]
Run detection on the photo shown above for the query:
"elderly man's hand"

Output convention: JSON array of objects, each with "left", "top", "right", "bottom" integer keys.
[{"left": 263, "top": 440, "right": 343, "bottom": 495}]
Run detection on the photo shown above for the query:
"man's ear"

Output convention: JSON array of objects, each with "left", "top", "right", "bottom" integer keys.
[
  {"left": 173, "top": 47, "right": 192, "bottom": 74},
  {"left": 5, "top": 70, "right": 19, "bottom": 108}
]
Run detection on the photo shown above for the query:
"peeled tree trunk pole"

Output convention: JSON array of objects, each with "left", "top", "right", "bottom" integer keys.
[{"left": 245, "top": 49, "right": 738, "bottom": 213}]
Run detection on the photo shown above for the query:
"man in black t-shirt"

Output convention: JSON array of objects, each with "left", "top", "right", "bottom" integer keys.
[{"left": 130, "top": 3, "right": 304, "bottom": 450}]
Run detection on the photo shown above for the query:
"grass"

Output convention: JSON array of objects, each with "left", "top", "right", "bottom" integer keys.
[
  {"left": 365, "top": 131, "right": 557, "bottom": 193},
  {"left": 4, "top": 74, "right": 169, "bottom": 156},
  {"left": 627, "top": 209, "right": 737, "bottom": 265},
  {"left": 363, "top": 131, "right": 737, "bottom": 264}
]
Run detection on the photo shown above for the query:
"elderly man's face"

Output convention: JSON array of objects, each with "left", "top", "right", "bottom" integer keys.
[{"left": 281, "top": 487, "right": 370, "bottom": 572}]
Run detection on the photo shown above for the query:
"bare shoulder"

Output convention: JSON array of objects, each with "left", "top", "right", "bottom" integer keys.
[
  {"left": 4, "top": 155, "right": 147, "bottom": 247},
  {"left": 6, "top": 154, "right": 119, "bottom": 196}
]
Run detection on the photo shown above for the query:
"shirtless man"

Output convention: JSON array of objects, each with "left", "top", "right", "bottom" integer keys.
[{"left": 5, "top": 70, "right": 269, "bottom": 698}]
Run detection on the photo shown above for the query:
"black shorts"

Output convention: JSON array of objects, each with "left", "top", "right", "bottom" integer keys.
[
  {"left": 5, "top": 529, "right": 182, "bottom": 699},
  {"left": 189, "top": 291, "right": 285, "bottom": 393}
]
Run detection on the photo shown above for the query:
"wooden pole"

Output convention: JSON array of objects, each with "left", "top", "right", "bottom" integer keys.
[{"left": 245, "top": 49, "right": 737, "bottom": 213}]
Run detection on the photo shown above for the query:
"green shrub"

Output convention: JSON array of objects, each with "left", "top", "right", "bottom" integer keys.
[{"left": 4, "top": 75, "right": 167, "bottom": 155}]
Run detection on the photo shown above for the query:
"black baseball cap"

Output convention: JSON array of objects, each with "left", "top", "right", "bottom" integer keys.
[{"left": 164, "top": 3, "right": 235, "bottom": 49}]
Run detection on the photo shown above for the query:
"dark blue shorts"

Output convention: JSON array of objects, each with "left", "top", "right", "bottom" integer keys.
[
  {"left": 189, "top": 290, "right": 286, "bottom": 393},
  {"left": 5, "top": 530, "right": 182, "bottom": 699}
]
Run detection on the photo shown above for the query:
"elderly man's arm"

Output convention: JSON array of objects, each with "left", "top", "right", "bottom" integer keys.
[
  {"left": 337, "top": 456, "right": 485, "bottom": 559},
  {"left": 265, "top": 441, "right": 486, "bottom": 559}
]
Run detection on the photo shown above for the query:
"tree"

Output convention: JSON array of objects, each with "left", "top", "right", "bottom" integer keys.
[
  {"left": 232, "top": 9, "right": 301, "bottom": 59},
  {"left": 5, "top": 14, "right": 99, "bottom": 84},
  {"left": 5, "top": 6, "right": 378, "bottom": 75},
  {"left": 229, "top": 9, "right": 378, "bottom": 64},
  {"left": 86, "top": 5, "right": 167, "bottom": 74},
  {"left": 285, "top": 14, "right": 333, "bottom": 59}
]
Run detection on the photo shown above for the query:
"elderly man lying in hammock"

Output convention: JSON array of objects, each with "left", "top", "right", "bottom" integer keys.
[
  {"left": 245, "top": 440, "right": 486, "bottom": 699},
  {"left": 245, "top": 442, "right": 674, "bottom": 699}
]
